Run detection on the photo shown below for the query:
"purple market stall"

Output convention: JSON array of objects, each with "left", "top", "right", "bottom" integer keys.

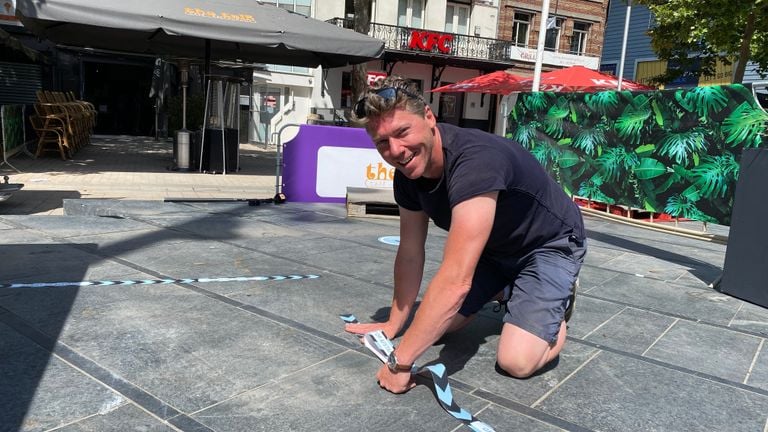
[{"left": 281, "top": 124, "right": 394, "bottom": 203}]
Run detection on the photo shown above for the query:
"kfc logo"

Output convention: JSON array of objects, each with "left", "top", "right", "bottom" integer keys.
[
  {"left": 367, "top": 72, "right": 387, "bottom": 86},
  {"left": 408, "top": 31, "right": 453, "bottom": 54}
]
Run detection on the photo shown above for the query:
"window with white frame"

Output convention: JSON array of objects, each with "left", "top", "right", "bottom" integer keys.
[
  {"left": 398, "top": 0, "right": 424, "bottom": 28},
  {"left": 261, "top": 0, "right": 310, "bottom": 17},
  {"left": 445, "top": 3, "right": 470, "bottom": 34},
  {"left": 544, "top": 17, "right": 564, "bottom": 52},
  {"left": 266, "top": 63, "right": 310, "bottom": 75},
  {"left": 512, "top": 12, "right": 531, "bottom": 47},
  {"left": 570, "top": 21, "right": 590, "bottom": 55}
]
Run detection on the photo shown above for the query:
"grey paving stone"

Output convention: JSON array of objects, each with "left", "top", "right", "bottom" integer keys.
[
  {"left": 588, "top": 273, "right": 741, "bottom": 325},
  {"left": 644, "top": 319, "right": 763, "bottom": 383},
  {"left": 6, "top": 215, "right": 149, "bottom": 238},
  {"left": 1, "top": 261, "right": 151, "bottom": 289},
  {"left": 147, "top": 214, "right": 311, "bottom": 243},
  {"left": 102, "top": 240, "right": 275, "bottom": 278},
  {"left": 0, "top": 321, "right": 126, "bottom": 432},
  {"left": 730, "top": 301, "right": 768, "bottom": 337},
  {"left": 443, "top": 328, "right": 599, "bottom": 406},
  {"left": 265, "top": 215, "right": 404, "bottom": 241},
  {"left": 581, "top": 245, "right": 619, "bottom": 267},
  {"left": 585, "top": 224, "right": 726, "bottom": 270},
  {"left": 0, "top": 198, "right": 753, "bottom": 431},
  {"left": 0, "top": 243, "right": 100, "bottom": 283},
  {"left": 244, "top": 235, "right": 378, "bottom": 260},
  {"left": 583, "top": 307, "right": 677, "bottom": 355},
  {"left": 0, "top": 227, "right": 62, "bottom": 243},
  {"left": 70, "top": 228, "right": 199, "bottom": 253},
  {"left": 747, "top": 343, "right": 768, "bottom": 392},
  {"left": 470, "top": 405, "right": 567, "bottom": 432},
  {"left": 64, "top": 199, "right": 203, "bottom": 217},
  {"left": 228, "top": 273, "right": 395, "bottom": 336},
  {"left": 1, "top": 283, "right": 345, "bottom": 413},
  {"left": 54, "top": 403, "right": 175, "bottom": 432},
  {"left": 183, "top": 255, "right": 327, "bottom": 296},
  {"left": 671, "top": 268, "right": 723, "bottom": 289},
  {"left": 193, "top": 351, "right": 492, "bottom": 432},
  {"left": 297, "top": 242, "right": 399, "bottom": 284},
  {"left": 535, "top": 351, "right": 768, "bottom": 432},
  {"left": 565, "top": 296, "right": 626, "bottom": 339},
  {"left": 577, "top": 265, "right": 621, "bottom": 291},
  {"left": 597, "top": 252, "right": 693, "bottom": 282}
]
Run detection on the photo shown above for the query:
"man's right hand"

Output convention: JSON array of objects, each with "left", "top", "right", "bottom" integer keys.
[{"left": 345, "top": 321, "right": 398, "bottom": 340}]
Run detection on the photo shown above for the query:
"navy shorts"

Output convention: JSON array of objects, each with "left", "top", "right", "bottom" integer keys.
[{"left": 458, "top": 234, "right": 587, "bottom": 344}]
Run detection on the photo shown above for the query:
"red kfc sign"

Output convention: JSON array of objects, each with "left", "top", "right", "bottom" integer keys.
[{"left": 408, "top": 30, "right": 453, "bottom": 54}]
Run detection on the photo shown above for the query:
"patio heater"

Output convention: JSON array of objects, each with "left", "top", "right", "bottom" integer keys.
[
  {"left": 199, "top": 75, "right": 241, "bottom": 174},
  {"left": 174, "top": 59, "right": 191, "bottom": 171}
]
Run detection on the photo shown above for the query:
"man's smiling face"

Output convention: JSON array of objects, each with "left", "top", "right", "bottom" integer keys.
[{"left": 368, "top": 105, "right": 442, "bottom": 180}]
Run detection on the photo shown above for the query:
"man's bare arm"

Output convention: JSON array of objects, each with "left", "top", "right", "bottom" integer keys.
[
  {"left": 345, "top": 206, "right": 429, "bottom": 338},
  {"left": 391, "top": 192, "right": 498, "bottom": 365}
]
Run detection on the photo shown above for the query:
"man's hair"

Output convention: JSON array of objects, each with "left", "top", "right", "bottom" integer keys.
[{"left": 351, "top": 75, "right": 427, "bottom": 128}]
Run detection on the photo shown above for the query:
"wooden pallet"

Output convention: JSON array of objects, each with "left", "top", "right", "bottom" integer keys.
[{"left": 346, "top": 187, "right": 399, "bottom": 219}]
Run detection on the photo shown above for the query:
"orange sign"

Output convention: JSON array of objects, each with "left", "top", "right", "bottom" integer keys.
[{"left": 184, "top": 7, "right": 255, "bottom": 23}]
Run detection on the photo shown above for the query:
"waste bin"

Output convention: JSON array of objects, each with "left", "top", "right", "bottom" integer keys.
[{"left": 174, "top": 129, "right": 191, "bottom": 170}]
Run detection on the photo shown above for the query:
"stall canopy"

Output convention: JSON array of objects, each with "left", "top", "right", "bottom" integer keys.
[
  {"left": 432, "top": 65, "right": 654, "bottom": 94},
  {"left": 15, "top": 0, "right": 384, "bottom": 68}
]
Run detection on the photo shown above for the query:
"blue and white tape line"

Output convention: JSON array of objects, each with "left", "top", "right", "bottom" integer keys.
[
  {"left": 339, "top": 314, "right": 495, "bottom": 432},
  {"left": 0, "top": 274, "right": 320, "bottom": 289}
]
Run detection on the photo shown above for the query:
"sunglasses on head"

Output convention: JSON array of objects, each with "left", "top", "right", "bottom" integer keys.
[{"left": 353, "top": 87, "right": 422, "bottom": 119}]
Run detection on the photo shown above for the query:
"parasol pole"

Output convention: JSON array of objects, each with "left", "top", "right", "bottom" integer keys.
[
  {"left": 617, "top": 0, "right": 632, "bottom": 91},
  {"left": 532, "top": 0, "right": 552, "bottom": 92},
  {"left": 204, "top": 39, "right": 211, "bottom": 91}
]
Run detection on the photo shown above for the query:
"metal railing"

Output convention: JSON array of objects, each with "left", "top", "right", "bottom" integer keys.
[{"left": 327, "top": 18, "right": 514, "bottom": 64}]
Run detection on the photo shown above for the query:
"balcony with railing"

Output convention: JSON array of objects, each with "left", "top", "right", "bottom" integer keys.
[
  {"left": 327, "top": 18, "right": 514, "bottom": 65},
  {"left": 328, "top": 18, "right": 601, "bottom": 69}
]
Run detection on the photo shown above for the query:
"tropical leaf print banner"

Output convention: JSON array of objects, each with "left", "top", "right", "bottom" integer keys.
[{"left": 507, "top": 84, "right": 768, "bottom": 225}]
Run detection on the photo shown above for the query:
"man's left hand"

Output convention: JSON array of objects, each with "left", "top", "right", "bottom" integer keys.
[{"left": 375, "top": 364, "right": 416, "bottom": 394}]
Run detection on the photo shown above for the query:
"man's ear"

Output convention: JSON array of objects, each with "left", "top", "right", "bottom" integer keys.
[{"left": 424, "top": 105, "right": 437, "bottom": 127}]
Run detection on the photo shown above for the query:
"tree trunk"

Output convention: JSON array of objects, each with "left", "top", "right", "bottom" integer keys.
[
  {"left": 351, "top": 0, "right": 372, "bottom": 104},
  {"left": 734, "top": 8, "right": 756, "bottom": 84}
]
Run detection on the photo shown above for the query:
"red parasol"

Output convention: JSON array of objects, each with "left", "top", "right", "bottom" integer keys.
[
  {"left": 535, "top": 65, "right": 654, "bottom": 92},
  {"left": 430, "top": 70, "right": 528, "bottom": 94},
  {"left": 431, "top": 66, "right": 654, "bottom": 94}
]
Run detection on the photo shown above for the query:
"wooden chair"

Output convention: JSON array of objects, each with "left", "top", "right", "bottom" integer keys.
[{"left": 29, "top": 112, "right": 70, "bottom": 159}]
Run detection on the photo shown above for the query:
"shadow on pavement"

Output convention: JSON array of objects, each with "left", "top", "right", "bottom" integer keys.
[
  {"left": 0, "top": 190, "right": 82, "bottom": 215},
  {"left": 586, "top": 228, "right": 723, "bottom": 284},
  {"left": 0, "top": 208, "right": 253, "bottom": 430},
  {"left": 0, "top": 245, "right": 90, "bottom": 432}
]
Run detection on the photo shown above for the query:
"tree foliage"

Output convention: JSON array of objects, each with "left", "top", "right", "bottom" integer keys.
[{"left": 634, "top": 0, "right": 768, "bottom": 83}]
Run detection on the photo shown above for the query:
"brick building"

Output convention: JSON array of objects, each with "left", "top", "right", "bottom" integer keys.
[{"left": 497, "top": 0, "right": 608, "bottom": 75}]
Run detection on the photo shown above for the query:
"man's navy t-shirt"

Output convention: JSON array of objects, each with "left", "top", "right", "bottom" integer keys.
[{"left": 394, "top": 123, "right": 584, "bottom": 259}]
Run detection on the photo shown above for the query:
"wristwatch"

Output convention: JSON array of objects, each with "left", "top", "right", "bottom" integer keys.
[{"left": 387, "top": 351, "right": 414, "bottom": 373}]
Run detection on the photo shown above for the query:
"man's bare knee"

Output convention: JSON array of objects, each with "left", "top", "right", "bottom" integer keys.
[{"left": 496, "top": 353, "right": 538, "bottom": 378}]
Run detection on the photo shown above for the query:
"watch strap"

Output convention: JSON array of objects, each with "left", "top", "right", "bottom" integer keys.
[{"left": 388, "top": 351, "right": 415, "bottom": 372}]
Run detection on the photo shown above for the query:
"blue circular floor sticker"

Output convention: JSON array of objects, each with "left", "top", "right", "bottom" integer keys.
[{"left": 378, "top": 236, "right": 400, "bottom": 246}]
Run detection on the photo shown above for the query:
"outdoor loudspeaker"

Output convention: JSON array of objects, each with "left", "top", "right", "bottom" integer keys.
[{"left": 719, "top": 148, "right": 768, "bottom": 308}]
